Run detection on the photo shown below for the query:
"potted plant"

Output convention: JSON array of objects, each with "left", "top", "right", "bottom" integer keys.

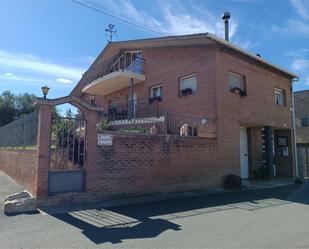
[
  {"left": 230, "top": 87, "right": 246, "bottom": 97},
  {"left": 180, "top": 88, "right": 193, "bottom": 96},
  {"left": 149, "top": 95, "right": 162, "bottom": 103}
]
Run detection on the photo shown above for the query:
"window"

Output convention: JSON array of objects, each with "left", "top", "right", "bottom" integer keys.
[
  {"left": 228, "top": 72, "right": 246, "bottom": 92},
  {"left": 150, "top": 85, "right": 163, "bottom": 100},
  {"left": 180, "top": 74, "right": 197, "bottom": 95},
  {"left": 274, "top": 88, "right": 286, "bottom": 106},
  {"left": 302, "top": 117, "right": 309, "bottom": 127}
]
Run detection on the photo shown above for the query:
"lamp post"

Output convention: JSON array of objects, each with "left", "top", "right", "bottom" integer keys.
[
  {"left": 41, "top": 85, "right": 50, "bottom": 99},
  {"left": 90, "top": 94, "right": 96, "bottom": 105}
]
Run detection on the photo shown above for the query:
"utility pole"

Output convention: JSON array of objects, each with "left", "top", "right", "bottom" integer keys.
[{"left": 105, "top": 23, "right": 117, "bottom": 42}]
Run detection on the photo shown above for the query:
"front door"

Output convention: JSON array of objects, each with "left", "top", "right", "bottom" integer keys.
[{"left": 240, "top": 127, "right": 249, "bottom": 179}]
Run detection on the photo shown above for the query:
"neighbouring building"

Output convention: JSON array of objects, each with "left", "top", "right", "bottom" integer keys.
[
  {"left": 295, "top": 90, "right": 309, "bottom": 179},
  {"left": 0, "top": 32, "right": 298, "bottom": 206}
]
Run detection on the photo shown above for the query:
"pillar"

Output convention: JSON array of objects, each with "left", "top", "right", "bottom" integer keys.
[{"left": 35, "top": 105, "right": 52, "bottom": 199}]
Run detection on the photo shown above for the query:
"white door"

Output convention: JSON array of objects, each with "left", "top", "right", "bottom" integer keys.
[{"left": 240, "top": 127, "right": 249, "bottom": 179}]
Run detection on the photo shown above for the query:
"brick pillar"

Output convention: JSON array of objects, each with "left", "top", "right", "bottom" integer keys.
[
  {"left": 84, "top": 110, "right": 99, "bottom": 191},
  {"left": 35, "top": 105, "right": 52, "bottom": 199}
]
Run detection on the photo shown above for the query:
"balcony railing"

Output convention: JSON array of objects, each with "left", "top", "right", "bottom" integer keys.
[
  {"left": 109, "top": 51, "right": 145, "bottom": 74},
  {"left": 103, "top": 98, "right": 162, "bottom": 121}
]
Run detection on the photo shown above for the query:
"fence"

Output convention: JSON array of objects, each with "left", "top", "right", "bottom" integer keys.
[
  {"left": 97, "top": 112, "right": 216, "bottom": 138},
  {"left": 0, "top": 111, "right": 38, "bottom": 149}
]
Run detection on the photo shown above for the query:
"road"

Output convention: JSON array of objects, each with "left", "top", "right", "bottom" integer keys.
[{"left": 1, "top": 171, "right": 309, "bottom": 248}]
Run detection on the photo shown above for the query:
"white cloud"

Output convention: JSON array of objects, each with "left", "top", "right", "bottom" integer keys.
[
  {"left": 101, "top": 0, "right": 237, "bottom": 38},
  {"left": 0, "top": 72, "right": 43, "bottom": 83},
  {"left": 0, "top": 50, "right": 85, "bottom": 81},
  {"left": 292, "top": 59, "right": 309, "bottom": 71},
  {"left": 291, "top": 0, "right": 309, "bottom": 20},
  {"left": 56, "top": 78, "right": 73, "bottom": 84},
  {"left": 272, "top": 19, "right": 309, "bottom": 37},
  {"left": 162, "top": 5, "right": 237, "bottom": 37}
]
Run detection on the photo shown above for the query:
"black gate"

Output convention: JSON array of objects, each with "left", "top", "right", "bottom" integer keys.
[
  {"left": 48, "top": 113, "right": 86, "bottom": 195},
  {"left": 297, "top": 144, "right": 309, "bottom": 179}
]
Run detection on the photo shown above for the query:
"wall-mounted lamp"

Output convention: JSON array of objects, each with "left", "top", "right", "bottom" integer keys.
[
  {"left": 41, "top": 85, "right": 50, "bottom": 99},
  {"left": 90, "top": 94, "right": 96, "bottom": 105}
]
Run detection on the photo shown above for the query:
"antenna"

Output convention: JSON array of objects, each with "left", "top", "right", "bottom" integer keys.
[{"left": 105, "top": 23, "right": 117, "bottom": 42}]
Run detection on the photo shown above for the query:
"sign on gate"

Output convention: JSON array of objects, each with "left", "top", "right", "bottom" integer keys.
[{"left": 97, "top": 134, "right": 113, "bottom": 146}]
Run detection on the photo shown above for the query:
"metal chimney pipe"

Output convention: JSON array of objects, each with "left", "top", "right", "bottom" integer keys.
[{"left": 222, "top": 12, "right": 231, "bottom": 41}]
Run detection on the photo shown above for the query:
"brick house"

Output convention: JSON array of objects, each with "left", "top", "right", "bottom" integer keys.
[
  {"left": 73, "top": 33, "right": 297, "bottom": 180},
  {"left": 0, "top": 33, "right": 298, "bottom": 205}
]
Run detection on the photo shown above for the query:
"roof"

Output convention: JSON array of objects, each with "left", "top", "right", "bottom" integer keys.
[{"left": 71, "top": 33, "right": 298, "bottom": 95}]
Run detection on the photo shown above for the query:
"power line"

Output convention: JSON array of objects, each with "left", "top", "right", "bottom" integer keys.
[
  {"left": 71, "top": 0, "right": 169, "bottom": 36},
  {"left": 241, "top": 0, "right": 281, "bottom": 36}
]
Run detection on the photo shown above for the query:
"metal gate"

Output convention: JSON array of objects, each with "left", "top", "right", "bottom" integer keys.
[
  {"left": 297, "top": 144, "right": 309, "bottom": 179},
  {"left": 48, "top": 113, "right": 86, "bottom": 195}
]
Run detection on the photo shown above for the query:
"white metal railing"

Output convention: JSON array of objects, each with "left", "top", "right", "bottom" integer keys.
[{"left": 109, "top": 51, "right": 145, "bottom": 74}]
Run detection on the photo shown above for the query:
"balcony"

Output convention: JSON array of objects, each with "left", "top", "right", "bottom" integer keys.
[
  {"left": 96, "top": 98, "right": 217, "bottom": 138},
  {"left": 82, "top": 51, "right": 145, "bottom": 96}
]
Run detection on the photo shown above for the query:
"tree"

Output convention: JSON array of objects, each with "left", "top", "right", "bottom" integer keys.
[
  {"left": 0, "top": 91, "right": 17, "bottom": 126},
  {"left": 15, "top": 93, "right": 37, "bottom": 117},
  {"left": 0, "top": 91, "right": 42, "bottom": 126}
]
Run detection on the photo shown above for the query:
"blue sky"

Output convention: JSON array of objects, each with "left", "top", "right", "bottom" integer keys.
[{"left": 1, "top": 0, "right": 309, "bottom": 99}]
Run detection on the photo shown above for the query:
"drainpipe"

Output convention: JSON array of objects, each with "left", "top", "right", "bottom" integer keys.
[
  {"left": 291, "top": 77, "right": 300, "bottom": 180},
  {"left": 130, "top": 78, "right": 134, "bottom": 118}
]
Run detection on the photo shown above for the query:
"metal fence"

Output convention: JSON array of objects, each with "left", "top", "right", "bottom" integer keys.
[
  {"left": 0, "top": 111, "right": 38, "bottom": 148},
  {"left": 106, "top": 98, "right": 163, "bottom": 121},
  {"left": 97, "top": 112, "right": 216, "bottom": 138}
]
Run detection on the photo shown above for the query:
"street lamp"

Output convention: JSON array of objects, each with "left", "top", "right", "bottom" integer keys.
[
  {"left": 90, "top": 94, "right": 96, "bottom": 105},
  {"left": 41, "top": 85, "right": 50, "bottom": 99}
]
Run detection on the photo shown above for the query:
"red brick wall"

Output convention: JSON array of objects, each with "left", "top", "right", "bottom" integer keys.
[
  {"left": 215, "top": 48, "right": 293, "bottom": 177},
  {"left": 81, "top": 45, "right": 217, "bottom": 119},
  {"left": 86, "top": 134, "right": 219, "bottom": 197},
  {"left": 0, "top": 150, "right": 37, "bottom": 195}
]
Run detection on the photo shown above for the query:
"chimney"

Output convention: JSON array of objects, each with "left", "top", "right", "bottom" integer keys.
[{"left": 222, "top": 12, "right": 230, "bottom": 41}]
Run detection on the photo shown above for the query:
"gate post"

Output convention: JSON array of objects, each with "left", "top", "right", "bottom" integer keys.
[{"left": 35, "top": 104, "right": 52, "bottom": 199}]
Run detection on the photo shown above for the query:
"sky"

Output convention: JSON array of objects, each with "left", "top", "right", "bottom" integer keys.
[{"left": 1, "top": 0, "right": 309, "bottom": 100}]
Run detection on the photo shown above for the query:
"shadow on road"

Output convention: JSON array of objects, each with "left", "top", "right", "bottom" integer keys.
[{"left": 51, "top": 181, "right": 309, "bottom": 245}]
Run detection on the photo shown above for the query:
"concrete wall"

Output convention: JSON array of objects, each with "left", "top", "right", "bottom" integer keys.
[{"left": 0, "top": 150, "right": 37, "bottom": 195}]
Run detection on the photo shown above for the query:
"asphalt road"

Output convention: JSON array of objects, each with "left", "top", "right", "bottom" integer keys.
[{"left": 1, "top": 171, "right": 309, "bottom": 249}]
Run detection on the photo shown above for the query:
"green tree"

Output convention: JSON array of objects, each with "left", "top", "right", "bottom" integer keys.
[
  {"left": 0, "top": 91, "right": 48, "bottom": 127},
  {"left": 15, "top": 93, "right": 37, "bottom": 117},
  {"left": 0, "top": 91, "right": 17, "bottom": 126}
]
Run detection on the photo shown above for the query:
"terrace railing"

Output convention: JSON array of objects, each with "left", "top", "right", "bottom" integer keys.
[
  {"left": 97, "top": 110, "right": 217, "bottom": 138},
  {"left": 106, "top": 98, "right": 162, "bottom": 121},
  {"left": 0, "top": 111, "right": 38, "bottom": 149}
]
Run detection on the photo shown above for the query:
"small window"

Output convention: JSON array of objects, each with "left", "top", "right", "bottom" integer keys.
[
  {"left": 150, "top": 85, "right": 163, "bottom": 100},
  {"left": 180, "top": 74, "right": 197, "bottom": 95},
  {"left": 274, "top": 88, "right": 286, "bottom": 106},
  {"left": 228, "top": 72, "right": 246, "bottom": 92},
  {"left": 301, "top": 117, "right": 309, "bottom": 127}
]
